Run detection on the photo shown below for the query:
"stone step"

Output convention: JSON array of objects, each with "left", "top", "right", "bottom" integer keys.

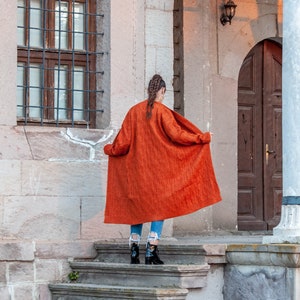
[
  {"left": 93, "top": 241, "right": 226, "bottom": 265},
  {"left": 49, "top": 283, "right": 189, "bottom": 300},
  {"left": 70, "top": 261, "right": 210, "bottom": 289}
]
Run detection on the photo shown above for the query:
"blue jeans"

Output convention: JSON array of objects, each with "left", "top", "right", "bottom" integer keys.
[{"left": 130, "top": 220, "right": 164, "bottom": 239}]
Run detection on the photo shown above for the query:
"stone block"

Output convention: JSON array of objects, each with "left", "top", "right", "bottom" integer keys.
[
  {"left": 146, "top": 0, "right": 174, "bottom": 11},
  {"left": 0, "top": 160, "right": 21, "bottom": 195},
  {"left": 0, "top": 287, "right": 10, "bottom": 300},
  {"left": 35, "top": 241, "right": 96, "bottom": 259},
  {"left": 0, "top": 197, "right": 3, "bottom": 234},
  {"left": 21, "top": 161, "right": 104, "bottom": 197},
  {"left": 23, "top": 127, "right": 112, "bottom": 161},
  {"left": 174, "top": 208, "right": 214, "bottom": 235},
  {"left": 145, "top": 47, "right": 157, "bottom": 80},
  {"left": 0, "top": 262, "right": 7, "bottom": 283},
  {"left": 0, "top": 241, "right": 35, "bottom": 261},
  {"left": 71, "top": 261, "right": 209, "bottom": 289},
  {"left": 155, "top": 47, "right": 174, "bottom": 81},
  {"left": 224, "top": 264, "right": 289, "bottom": 300},
  {"left": 35, "top": 259, "right": 67, "bottom": 282},
  {"left": 8, "top": 262, "right": 34, "bottom": 283},
  {"left": 95, "top": 222, "right": 129, "bottom": 240},
  {"left": 251, "top": 15, "right": 278, "bottom": 46},
  {"left": 11, "top": 284, "right": 35, "bottom": 300},
  {"left": 25, "top": 127, "right": 90, "bottom": 161},
  {"left": 0, "top": 126, "right": 32, "bottom": 160},
  {"left": 226, "top": 244, "right": 300, "bottom": 268},
  {"left": 192, "top": 264, "right": 224, "bottom": 300},
  {"left": 3, "top": 196, "right": 80, "bottom": 240},
  {"left": 37, "top": 284, "right": 52, "bottom": 300},
  {"left": 184, "top": 0, "right": 202, "bottom": 9},
  {"left": 81, "top": 196, "right": 106, "bottom": 239},
  {"left": 145, "top": 9, "right": 173, "bottom": 47}
]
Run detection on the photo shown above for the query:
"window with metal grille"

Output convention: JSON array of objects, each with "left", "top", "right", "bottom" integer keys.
[{"left": 17, "top": 0, "right": 104, "bottom": 128}]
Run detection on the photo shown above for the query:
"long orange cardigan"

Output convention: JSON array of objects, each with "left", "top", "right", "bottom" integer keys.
[{"left": 104, "top": 100, "right": 221, "bottom": 224}]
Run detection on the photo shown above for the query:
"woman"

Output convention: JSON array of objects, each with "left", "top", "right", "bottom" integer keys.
[{"left": 104, "top": 74, "right": 221, "bottom": 265}]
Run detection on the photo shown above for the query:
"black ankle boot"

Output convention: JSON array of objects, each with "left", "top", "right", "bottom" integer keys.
[
  {"left": 130, "top": 243, "right": 140, "bottom": 264},
  {"left": 145, "top": 242, "right": 164, "bottom": 265}
]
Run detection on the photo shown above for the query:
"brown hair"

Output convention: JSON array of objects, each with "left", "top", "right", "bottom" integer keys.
[{"left": 146, "top": 74, "right": 166, "bottom": 119}]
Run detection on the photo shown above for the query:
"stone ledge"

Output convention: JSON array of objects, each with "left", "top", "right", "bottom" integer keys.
[
  {"left": 71, "top": 261, "right": 210, "bottom": 289},
  {"left": 94, "top": 241, "right": 227, "bottom": 265},
  {"left": 202, "top": 244, "right": 227, "bottom": 264},
  {"left": 226, "top": 244, "right": 300, "bottom": 267},
  {"left": 49, "top": 283, "right": 189, "bottom": 300},
  {"left": 0, "top": 241, "right": 35, "bottom": 261}
]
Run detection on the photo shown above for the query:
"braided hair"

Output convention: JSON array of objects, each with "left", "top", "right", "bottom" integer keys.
[{"left": 146, "top": 74, "right": 166, "bottom": 119}]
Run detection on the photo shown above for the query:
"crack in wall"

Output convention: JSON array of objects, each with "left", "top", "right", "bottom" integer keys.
[{"left": 61, "top": 128, "right": 114, "bottom": 161}]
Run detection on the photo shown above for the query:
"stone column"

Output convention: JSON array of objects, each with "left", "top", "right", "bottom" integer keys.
[{"left": 264, "top": 0, "right": 300, "bottom": 244}]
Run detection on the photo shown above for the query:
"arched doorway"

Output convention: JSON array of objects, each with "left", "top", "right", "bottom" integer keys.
[{"left": 238, "top": 39, "right": 282, "bottom": 230}]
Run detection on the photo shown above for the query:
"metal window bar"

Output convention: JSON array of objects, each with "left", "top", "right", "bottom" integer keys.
[
  {"left": 17, "top": 0, "right": 105, "bottom": 128},
  {"left": 25, "top": 0, "right": 31, "bottom": 125},
  {"left": 84, "top": 0, "right": 90, "bottom": 127},
  {"left": 41, "top": 0, "right": 47, "bottom": 126},
  {"left": 56, "top": 0, "right": 62, "bottom": 126},
  {"left": 71, "top": 0, "right": 76, "bottom": 127}
]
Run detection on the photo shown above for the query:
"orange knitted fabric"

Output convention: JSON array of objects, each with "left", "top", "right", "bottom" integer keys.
[{"left": 104, "top": 100, "right": 221, "bottom": 224}]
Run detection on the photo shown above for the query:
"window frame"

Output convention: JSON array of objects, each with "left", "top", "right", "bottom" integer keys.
[{"left": 17, "top": 0, "right": 98, "bottom": 128}]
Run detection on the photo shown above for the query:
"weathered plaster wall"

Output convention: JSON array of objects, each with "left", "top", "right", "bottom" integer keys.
[
  {"left": 173, "top": 0, "right": 220, "bottom": 234},
  {"left": 214, "top": 0, "right": 282, "bottom": 231},
  {"left": 173, "top": 0, "right": 282, "bottom": 235}
]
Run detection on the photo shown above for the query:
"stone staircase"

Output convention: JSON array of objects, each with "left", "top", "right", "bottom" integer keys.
[{"left": 49, "top": 240, "right": 226, "bottom": 299}]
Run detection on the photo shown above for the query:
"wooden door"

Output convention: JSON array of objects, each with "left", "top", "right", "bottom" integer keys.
[{"left": 238, "top": 40, "right": 282, "bottom": 230}]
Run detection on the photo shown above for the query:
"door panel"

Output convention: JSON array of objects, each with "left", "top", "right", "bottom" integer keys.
[
  {"left": 263, "top": 40, "right": 282, "bottom": 228},
  {"left": 238, "top": 40, "right": 282, "bottom": 230},
  {"left": 238, "top": 44, "right": 265, "bottom": 230}
]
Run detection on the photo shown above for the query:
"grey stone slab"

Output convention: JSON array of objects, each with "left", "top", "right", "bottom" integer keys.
[
  {"left": 226, "top": 244, "right": 300, "bottom": 267},
  {"left": 224, "top": 264, "right": 289, "bottom": 300},
  {"left": 49, "top": 283, "right": 188, "bottom": 300},
  {"left": 70, "top": 261, "right": 209, "bottom": 289},
  {"left": 93, "top": 241, "right": 226, "bottom": 265}
]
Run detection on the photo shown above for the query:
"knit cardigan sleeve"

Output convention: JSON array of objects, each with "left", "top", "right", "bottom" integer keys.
[
  {"left": 104, "top": 112, "right": 132, "bottom": 156},
  {"left": 161, "top": 108, "right": 211, "bottom": 145}
]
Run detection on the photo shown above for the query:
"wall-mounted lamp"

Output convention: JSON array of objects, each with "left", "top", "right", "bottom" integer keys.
[{"left": 220, "top": 0, "right": 237, "bottom": 26}]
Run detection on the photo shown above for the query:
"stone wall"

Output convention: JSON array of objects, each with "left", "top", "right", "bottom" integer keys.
[
  {"left": 0, "top": 126, "right": 110, "bottom": 298},
  {"left": 0, "top": 1, "right": 175, "bottom": 298},
  {"left": 0, "top": 0, "right": 283, "bottom": 298}
]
